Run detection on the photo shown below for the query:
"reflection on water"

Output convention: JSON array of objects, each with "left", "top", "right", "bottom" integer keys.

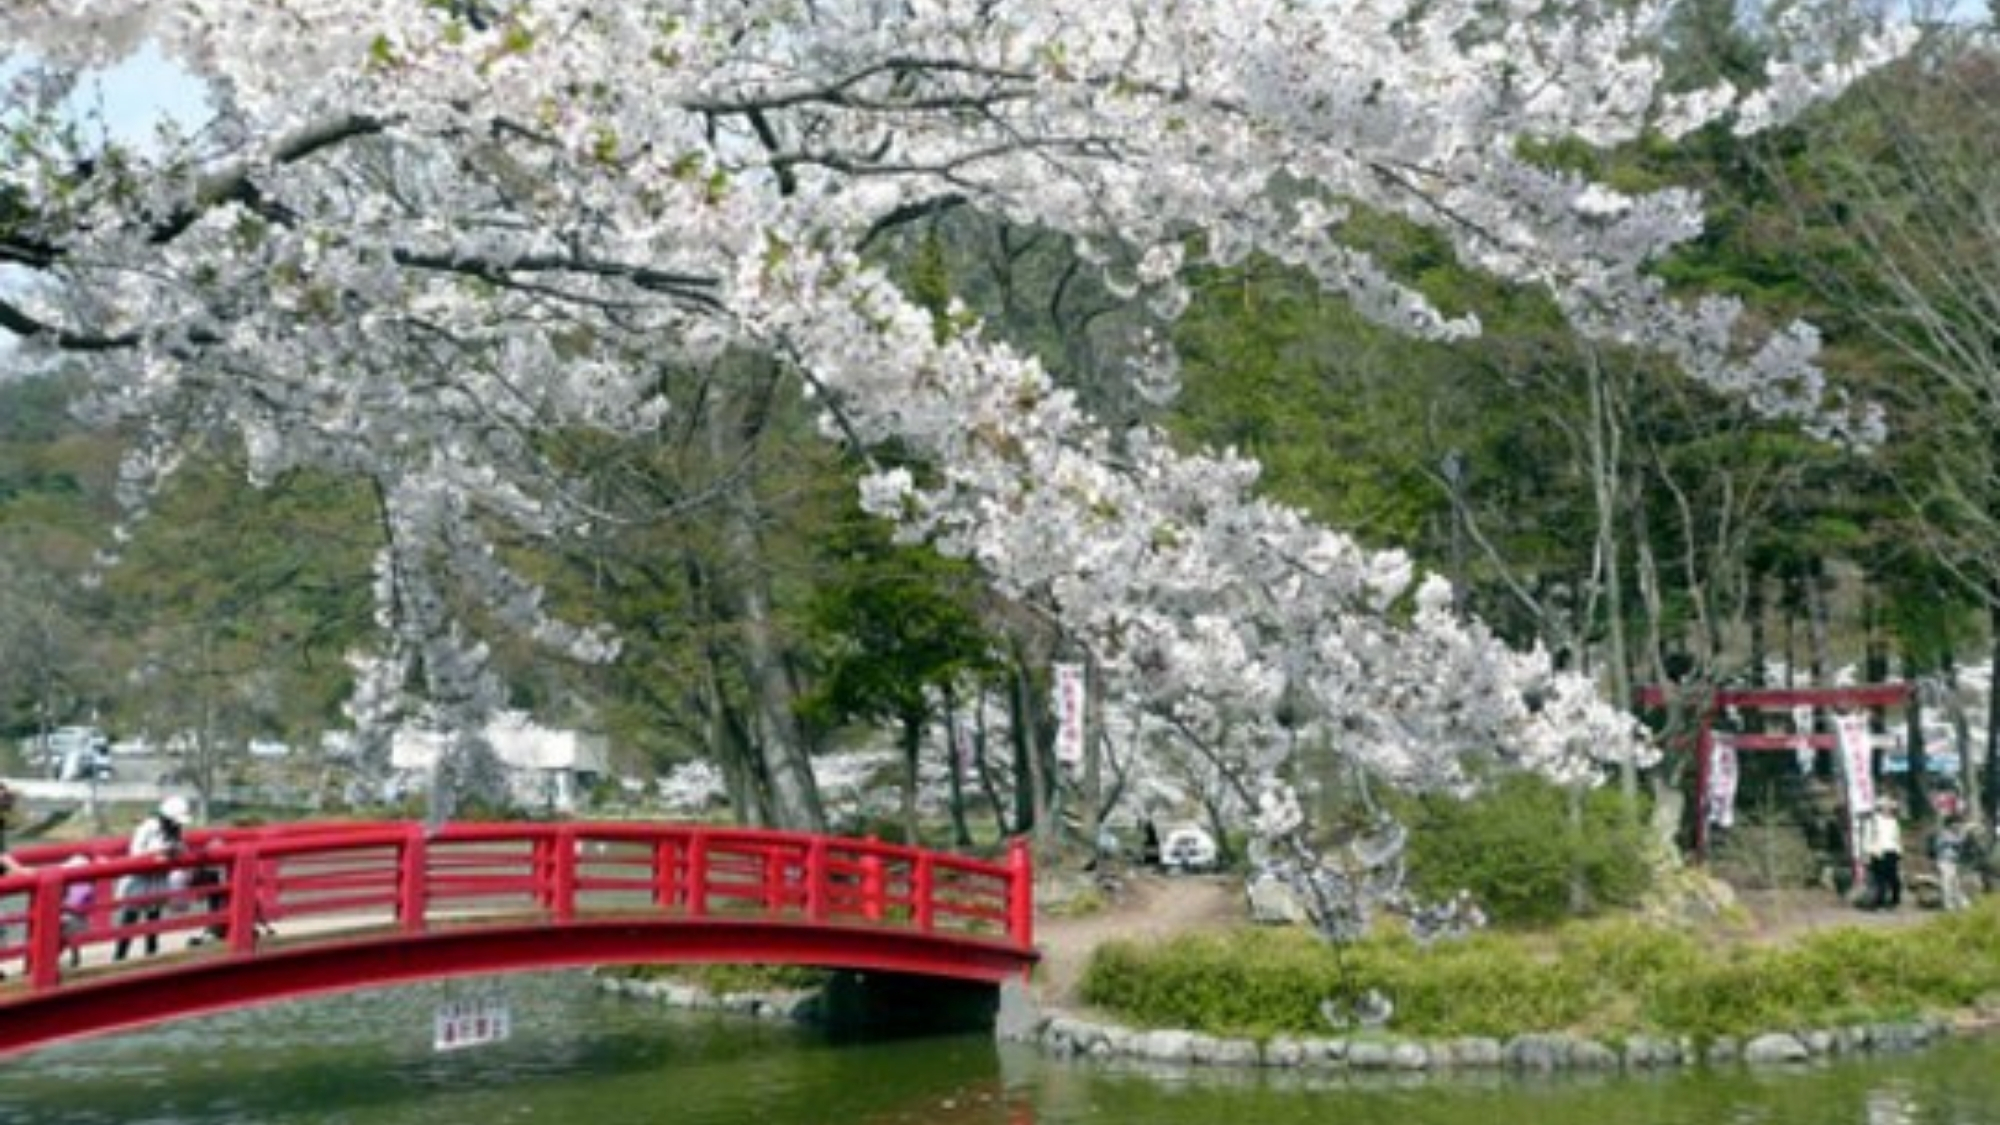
[{"left": 5, "top": 974, "right": 2000, "bottom": 1125}]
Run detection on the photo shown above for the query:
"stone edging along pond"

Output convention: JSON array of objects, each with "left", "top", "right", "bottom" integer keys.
[
  {"left": 595, "top": 971, "right": 1971, "bottom": 1075},
  {"left": 1003, "top": 1005, "right": 1962, "bottom": 1073},
  {"left": 593, "top": 974, "right": 823, "bottom": 1023}
]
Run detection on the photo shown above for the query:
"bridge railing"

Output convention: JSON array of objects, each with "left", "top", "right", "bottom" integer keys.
[{"left": 1, "top": 822, "right": 1033, "bottom": 993}]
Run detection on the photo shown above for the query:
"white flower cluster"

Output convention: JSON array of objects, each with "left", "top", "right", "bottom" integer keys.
[{"left": 0, "top": 0, "right": 1900, "bottom": 799}]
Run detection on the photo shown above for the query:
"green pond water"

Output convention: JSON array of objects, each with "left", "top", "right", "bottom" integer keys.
[{"left": 2, "top": 973, "right": 1996, "bottom": 1124}]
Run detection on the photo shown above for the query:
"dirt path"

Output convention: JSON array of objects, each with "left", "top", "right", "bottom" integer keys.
[
  {"left": 1033, "top": 873, "right": 1240, "bottom": 1006},
  {"left": 1728, "top": 887, "right": 1937, "bottom": 944}
]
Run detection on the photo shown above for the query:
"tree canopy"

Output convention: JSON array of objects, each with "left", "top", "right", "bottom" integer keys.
[{"left": 0, "top": 1, "right": 1913, "bottom": 817}]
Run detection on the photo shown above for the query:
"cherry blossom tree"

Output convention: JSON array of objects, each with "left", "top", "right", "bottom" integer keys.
[{"left": 0, "top": 1, "right": 1909, "bottom": 825}]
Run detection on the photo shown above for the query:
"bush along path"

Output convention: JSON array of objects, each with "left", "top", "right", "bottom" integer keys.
[{"left": 1014, "top": 874, "right": 2000, "bottom": 1074}]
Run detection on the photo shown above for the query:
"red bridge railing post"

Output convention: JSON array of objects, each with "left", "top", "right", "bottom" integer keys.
[
  {"left": 653, "top": 838, "right": 681, "bottom": 909},
  {"left": 399, "top": 824, "right": 429, "bottom": 932},
  {"left": 861, "top": 848, "right": 884, "bottom": 923},
  {"left": 761, "top": 847, "right": 782, "bottom": 913},
  {"left": 227, "top": 847, "right": 262, "bottom": 954},
  {"left": 27, "top": 868, "right": 65, "bottom": 990},
  {"left": 913, "top": 854, "right": 935, "bottom": 934},
  {"left": 805, "top": 838, "right": 828, "bottom": 923},
  {"left": 551, "top": 826, "right": 577, "bottom": 923},
  {"left": 1007, "top": 837, "right": 1034, "bottom": 950},
  {"left": 685, "top": 833, "right": 708, "bottom": 918}
]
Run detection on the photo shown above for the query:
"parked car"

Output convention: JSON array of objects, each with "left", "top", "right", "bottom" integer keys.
[
  {"left": 31, "top": 726, "right": 113, "bottom": 782},
  {"left": 1161, "top": 823, "right": 1219, "bottom": 873}
]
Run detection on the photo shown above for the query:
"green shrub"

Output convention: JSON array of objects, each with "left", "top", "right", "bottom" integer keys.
[
  {"left": 1080, "top": 928, "right": 1582, "bottom": 1039},
  {"left": 1081, "top": 931, "right": 1341, "bottom": 1037},
  {"left": 1078, "top": 900, "right": 2000, "bottom": 1042},
  {"left": 1403, "top": 774, "right": 1652, "bottom": 926}
]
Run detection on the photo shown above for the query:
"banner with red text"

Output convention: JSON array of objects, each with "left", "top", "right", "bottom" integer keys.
[{"left": 1053, "top": 663, "right": 1086, "bottom": 767}]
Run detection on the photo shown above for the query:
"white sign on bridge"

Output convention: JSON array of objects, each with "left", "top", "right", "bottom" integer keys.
[{"left": 433, "top": 995, "right": 511, "bottom": 1053}]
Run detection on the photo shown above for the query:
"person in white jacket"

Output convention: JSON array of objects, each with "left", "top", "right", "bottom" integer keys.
[
  {"left": 1862, "top": 799, "right": 1904, "bottom": 911},
  {"left": 113, "top": 796, "right": 190, "bottom": 961}
]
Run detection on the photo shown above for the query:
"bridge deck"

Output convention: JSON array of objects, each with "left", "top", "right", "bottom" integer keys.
[{"left": 0, "top": 821, "right": 1037, "bottom": 1056}]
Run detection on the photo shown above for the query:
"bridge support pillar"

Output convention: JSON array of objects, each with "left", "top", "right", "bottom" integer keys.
[{"left": 819, "top": 971, "right": 999, "bottom": 1038}]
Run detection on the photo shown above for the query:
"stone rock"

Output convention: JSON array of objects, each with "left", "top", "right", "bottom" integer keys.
[
  {"left": 1264, "top": 1032, "right": 1312, "bottom": 1056},
  {"left": 1871, "top": 1023, "right": 1918, "bottom": 1053},
  {"left": 1504, "top": 1034, "right": 1569, "bottom": 1071},
  {"left": 1642, "top": 866, "right": 1740, "bottom": 926},
  {"left": 1347, "top": 1040, "right": 1394, "bottom": 1070},
  {"left": 1743, "top": 1033, "right": 1809, "bottom": 1065},
  {"left": 1288, "top": 1038, "right": 1347, "bottom": 1067},
  {"left": 1390, "top": 1042, "right": 1431, "bottom": 1070},
  {"left": 1245, "top": 872, "right": 1312, "bottom": 926},
  {"left": 1705, "top": 1037, "right": 1741, "bottom": 1065},
  {"left": 1194, "top": 1037, "right": 1261, "bottom": 1067},
  {"left": 1627, "top": 1036, "right": 1685, "bottom": 1068},
  {"left": 1444, "top": 1037, "right": 1503, "bottom": 1068},
  {"left": 1045, "top": 1017, "right": 1109, "bottom": 1057},
  {"left": 1264, "top": 1037, "right": 1307, "bottom": 1067},
  {"left": 1569, "top": 1039, "right": 1619, "bottom": 1069},
  {"left": 1134, "top": 1029, "right": 1196, "bottom": 1064}
]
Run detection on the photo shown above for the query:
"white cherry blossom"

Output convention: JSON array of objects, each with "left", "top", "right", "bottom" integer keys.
[{"left": 1, "top": 0, "right": 1906, "bottom": 806}]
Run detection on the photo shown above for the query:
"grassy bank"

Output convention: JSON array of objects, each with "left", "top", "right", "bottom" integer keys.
[{"left": 1079, "top": 902, "right": 2000, "bottom": 1042}]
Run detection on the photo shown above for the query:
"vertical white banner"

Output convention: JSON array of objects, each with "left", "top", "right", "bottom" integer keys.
[
  {"left": 1053, "top": 662, "right": 1087, "bottom": 767},
  {"left": 1834, "top": 712, "right": 1877, "bottom": 813},
  {"left": 1707, "top": 734, "right": 1739, "bottom": 829},
  {"left": 1834, "top": 711, "right": 1877, "bottom": 879}
]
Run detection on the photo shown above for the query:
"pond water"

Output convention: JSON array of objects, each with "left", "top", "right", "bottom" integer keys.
[{"left": 2, "top": 973, "right": 1997, "bottom": 1125}]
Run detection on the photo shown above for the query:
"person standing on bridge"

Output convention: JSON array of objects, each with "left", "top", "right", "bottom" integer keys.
[
  {"left": 0, "top": 781, "right": 21, "bottom": 873},
  {"left": 0, "top": 783, "right": 26, "bottom": 876},
  {"left": 0, "top": 784, "right": 20, "bottom": 982},
  {"left": 113, "top": 795, "right": 190, "bottom": 961}
]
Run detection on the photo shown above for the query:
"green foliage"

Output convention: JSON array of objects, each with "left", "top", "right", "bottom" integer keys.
[
  {"left": 1079, "top": 927, "right": 1584, "bottom": 1039},
  {"left": 1080, "top": 902, "right": 2000, "bottom": 1042},
  {"left": 1403, "top": 774, "right": 1653, "bottom": 926},
  {"left": 796, "top": 495, "right": 997, "bottom": 733},
  {"left": 0, "top": 375, "right": 377, "bottom": 745},
  {"left": 1640, "top": 918, "right": 2000, "bottom": 1038},
  {"left": 611, "top": 963, "right": 830, "bottom": 993},
  {"left": 1170, "top": 261, "right": 1451, "bottom": 548}
]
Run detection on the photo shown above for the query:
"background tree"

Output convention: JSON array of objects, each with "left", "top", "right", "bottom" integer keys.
[{"left": 799, "top": 497, "right": 998, "bottom": 845}]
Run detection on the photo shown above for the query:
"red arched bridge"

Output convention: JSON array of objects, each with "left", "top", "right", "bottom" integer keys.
[{"left": 0, "top": 821, "right": 1037, "bottom": 1057}]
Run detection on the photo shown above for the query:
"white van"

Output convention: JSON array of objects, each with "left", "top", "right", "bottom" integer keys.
[{"left": 1161, "top": 824, "right": 1220, "bottom": 873}]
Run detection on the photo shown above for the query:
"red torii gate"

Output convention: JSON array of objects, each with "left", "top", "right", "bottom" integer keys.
[{"left": 1635, "top": 682, "right": 1918, "bottom": 861}]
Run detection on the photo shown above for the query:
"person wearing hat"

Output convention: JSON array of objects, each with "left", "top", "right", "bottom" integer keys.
[
  {"left": 1862, "top": 797, "right": 1904, "bottom": 911},
  {"left": 113, "top": 795, "right": 190, "bottom": 961}
]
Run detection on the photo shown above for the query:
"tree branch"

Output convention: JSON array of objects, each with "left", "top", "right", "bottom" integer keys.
[{"left": 150, "top": 114, "right": 389, "bottom": 246}]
